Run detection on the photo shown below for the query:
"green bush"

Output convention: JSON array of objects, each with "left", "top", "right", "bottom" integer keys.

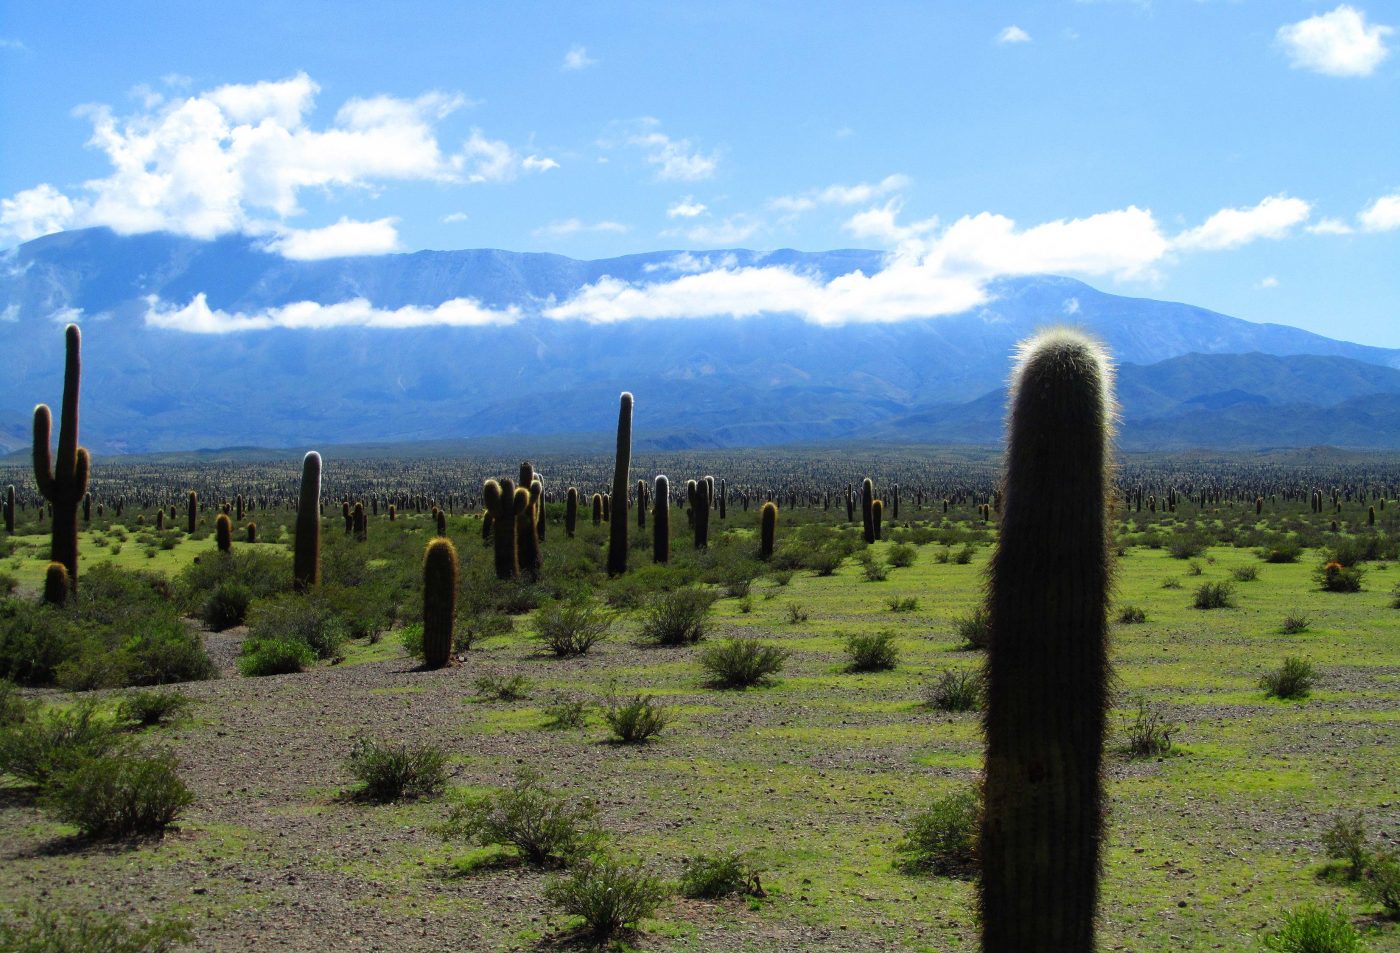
[
  {"left": 474, "top": 672, "right": 532, "bottom": 701},
  {"left": 534, "top": 598, "right": 612, "bottom": 657},
  {"left": 116, "top": 690, "right": 192, "bottom": 728},
  {"left": 925, "top": 668, "right": 983, "bottom": 712},
  {"left": 679, "top": 850, "right": 763, "bottom": 899},
  {"left": 345, "top": 737, "right": 448, "bottom": 802},
  {"left": 1360, "top": 850, "right": 1400, "bottom": 918},
  {"left": 896, "top": 786, "right": 980, "bottom": 877},
  {"left": 174, "top": 548, "right": 292, "bottom": 612},
  {"left": 1261, "top": 904, "right": 1366, "bottom": 952},
  {"left": 1192, "top": 581, "right": 1236, "bottom": 610},
  {"left": 0, "top": 908, "right": 192, "bottom": 953},
  {"left": 639, "top": 588, "right": 715, "bottom": 646},
  {"left": 542, "top": 697, "right": 588, "bottom": 730},
  {"left": 42, "top": 750, "right": 193, "bottom": 839},
  {"left": 1259, "top": 539, "right": 1302, "bottom": 563},
  {"left": 785, "top": 602, "right": 809, "bottom": 624},
  {"left": 245, "top": 594, "right": 347, "bottom": 661},
  {"left": 699, "top": 638, "right": 789, "bottom": 688},
  {"left": 1317, "top": 561, "right": 1365, "bottom": 593},
  {"left": 886, "top": 543, "right": 917, "bottom": 568},
  {"left": 887, "top": 596, "right": 919, "bottom": 612},
  {"left": 1117, "top": 605, "right": 1147, "bottom": 624},
  {"left": 1231, "top": 565, "right": 1259, "bottom": 582},
  {"left": 1322, "top": 812, "right": 1370, "bottom": 880},
  {"left": 1261, "top": 657, "right": 1316, "bottom": 699},
  {"left": 202, "top": 582, "right": 251, "bottom": 631},
  {"left": 442, "top": 767, "right": 600, "bottom": 865},
  {"left": 237, "top": 637, "right": 315, "bottom": 677},
  {"left": 1123, "top": 698, "right": 1175, "bottom": 758},
  {"left": 1281, "top": 612, "right": 1312, "bottom": 634},
  {"left": 604, "top": 692, "right": 669, "bottom": 741},
  {"left": 0, "top": 678, "right": 35, "bottom": 727},
  {"left": 954, "top": 605, "right": 991, "bottom": 649},
  {"left": 844, "top": 631, "right": 898, "bottom": 672},
  {"left": 544, "top": 855, "right": 669, "bottom": 940},
  {"left": 0, "top": 702, "right": 123, "bottom": 786}
]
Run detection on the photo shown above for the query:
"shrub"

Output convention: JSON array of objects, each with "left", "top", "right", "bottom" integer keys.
[
  {"left": 0, "top": 702, "right": 123, "bottom": 786},
  {"left": 952, "top": 543, "right": 975, "bottom": 565},
  {"left": 845, "top": 631, "right": 898, "bottom": 672},
  {"left": 1117, "top": 605, "right": 1147, "bottom": 624},
  {"left": 806, "top": 549, "right": 844, "bottom": 576},
  {"left": 1261, "top": 657, "right": 1316, "bottom": 699},
  {"left": 544, "top": 855, "right": 669, "bottom": 940},
  {"left": 443, "top": 768, "right": 600, "bottom": 865},
  {"left": 1259, "top": 540, "right": 1302, "bottom": 564},
  {"left": 699, "top": 638, "right": 790, "bottom": 689},
  {"left": 1187, "top": 560, "right": 1204, "bottom": 576},
  {"left": 1360, "top": 850, "right": 1400, "bottom": 918},
  {"left": 0, "top": 908, "right": 192, "bottom": 953},
  {"left": 1281, "top": 611, "right": 1313, "bottom": 634},
  {"left": 954, "top": 605, "right": 991, "bottom": 649},
  {"left": 770, "top": 569, "right": 795, "bottom": 587},
  {"left": 245, "top": 594, "right": 348, "bottom": 661},
  {"left": 202, "top": 582, "right": 251, "bottom": 631},
  {"left": 1260, "top": 905, "right": 1365, "bottom": 953},
  {"left": 1321, "top": 812, "right": 1370, "bottom": 880},
  {"left": 604, "top": 692, "right": 669, "bottom": 741},
  {"left": 639, "top": 588, "right": 715, "bottom": 646},
  {"left": 237, "top": 637, "right": 315, "bottom": 677},
  {"left": 542, "top": 697, "right": 588, "bottom": 731},
  {"left": 0, "top": 678, "right": 35, "bottom": 727},
  {"left": 1123, "top": 698, "right": 1175, "bottom": 758},
  {"left": 785, "top": 602, "right": 809, "bottom": 624},
  {"left": 887, "top": 596, "right": 919, "bottom": 612},
  {"left": 115, "top": 690, "right": 192, "bottom": 728},
  {"left": 533, "top": 598, "right": 611, "bottom": 657},
  {"left": 679, "top": 850, "right": 763, "bottom": 899},
  {"left": 925, "top": 668, "right": 983, "bottom": 712},
  {"left": 886, "top": 543, "right": 917, "bottom": 568},
  {"left": 345, "top": 737, "right": 448, "bottom": 802},
  {"left": 1161, "top": 577, "right": 1182, "bottom": 590},
  {"left": 42, "top": 750, "right": 193, "bottom": 839},
  {"left": 859, "top": 554, "right": 889, "bottom": 582},
  {"left": 1317, "top": 561, "right": 1365, "bottom": 593},
  {"left": 1231, "top": 565, "right": 1259, "bottom": 582},
  {"left": 1168, "top": 533, "right": 1206, "bottom": 560},
  {"left": 896, "top": 787, "right": 980, "bottom": 877},
  {"left": 474, "top": 672, "right": 532, "bottom": 701},
  {"left": 1192, "top": 581, "right": 1235, "bottom": 610}
]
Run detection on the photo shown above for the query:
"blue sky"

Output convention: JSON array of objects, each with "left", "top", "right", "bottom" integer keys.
[{"left": 1, "top": 1, "right": 1398, "bottom": 344}]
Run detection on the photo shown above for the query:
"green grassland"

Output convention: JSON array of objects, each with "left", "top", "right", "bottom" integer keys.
[{"left": 2, "top": 495, "right": 1398, "bottom": 951}]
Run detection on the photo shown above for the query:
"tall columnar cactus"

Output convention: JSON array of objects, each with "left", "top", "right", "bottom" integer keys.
[
  {"left": 215, "top": 513, "right": 233, "bottom": 553},
  {"left": 846, "top": 484, "right": 855, "bottom": 523},
  {"left": 871, "top": 499, "right": 883, "bottom": 540},
  {"left": 156, "top": 509, "right": 165, "bottom": 531},
  {"left": 760, "top": 501, "right": 778, "bottom": 560},
  {"left": 235, "top": 494, "right": 244, "bottom": 522},
  {"left": 293, "top": 451, "right": 322, "bottom": 592},
  {"left": 3, "top": 484, "right": 13, "bottom": 534},
  {"left": 32, "top": 324, "right": 90, "bottom": 598},
  {"left": 637, "top": 479, "right": 647, "bottom": 530},
  {"left": 422, "top": 537, "right": 458, "bottom": 669},
  {"left": 653, "top": 475, "right": 670, "bottom": 564},
  {"left": 246, "top": 521, "right": 258, "bottom": 543},
  {"left": 483, "top": 478, "right": 527, "bottom": 580},
  {"left": 44, "top": 562, "right": 70, "bottom": 607},
  {"left": 517, "top": 463, "right": 543, "bottom": 580},
  {"left": 388, "top": 504, "right": 397, "bottom": 521},
  {"left": 608, "top": 392, "right": 633, "bottom": 576},
  {"left": 602, "top": 493, "right": 611, "bottom": 522},
  {"left": 536, "top": 474, "right": 547, "bottom": 542},
  {"left": 353, "top": 502, "right": 367, "bottom": 541},
  {"left": 980, "top": 329, "right": 1115, "bottom": 953},
  {"left": 187, "top": 491, "right": 198, "bottom": 534},
  {"left": 435, "top": 508, "right": 448, "bottom": 537},
  {"left": 892, "top": 484, "right": 899, "bottom": 520},
  {"left": 592, "top": 493, "right": 604, "bottom": 526},
  {"left": 688, "top": 478, "right": 710, "bottom": 549},
  {"left": 861, "top": 478, "right": 875, "bottom": 544},
  {"left": 566, "top": 487, "right": 579, "bottom": 537},
  {"left": 719, "top": 479, "right": 727, "bottom": 520}
]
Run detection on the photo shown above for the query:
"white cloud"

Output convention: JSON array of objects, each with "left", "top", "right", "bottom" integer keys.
[
  {"left": 627, "top": 124, "right": 718, "bottom": 181},
  {"left": 0, "top": 37, "right": 27, "bottom": 51},
  {"left": 997, "top": 25, "right": 1032, "bottom": 44},
  {"left": 442, "top": 212, "right": 469, "bottom": 223},
  {"left": 532, "top": 218, "right": 628, "bottom": 238},
  {"left": 1359, "top": 192, "right": 1400, "bottom": 231},
  {"left": 681, "top": 216, "right": 762, "bottom": 245},
  {"left": 562, "top": 45, "right": 598, "bottom": 70},
  {"left": 1277, "top": 5, "right": 1393, "bottom": 77},
  {"left": 843, "top": 200, "right": 939, "bottom": 244},
  {"left": 1173, "top": 194, "right": 1311, "bottom": 251},
  {"left": 0, "top": 184, "right": 77, "bottom": 242},
  {"left": 771, "top": 174, "right": 909, "bottom": 214},
  {"left": 642, "top": 252, "right": 738, "bottom": 274},
  {"left": 0, "top": 73, "right": 546, "bottom": 248},
  {"left": 667, "top": 197, "right": 708, "bottom": 218},
  {"left": 1257, "top": 275, "right": 1280, "bottom": 289},
  {"left": 261, "top": 217, "right": 401, "bottom": 260},
  {"left": 145, "top": 293, "right": 519, "bottom": 333},
  {"left": 1308, "top": 216, "right": 1354, "bottom": 235}
]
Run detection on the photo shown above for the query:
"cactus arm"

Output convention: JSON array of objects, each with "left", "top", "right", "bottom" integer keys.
[
  {"left": 32, "top": 405, "right": 54, "bottom": 500},
  {"left": 74, "top": 448, "right": 90, "bottom": 498}
]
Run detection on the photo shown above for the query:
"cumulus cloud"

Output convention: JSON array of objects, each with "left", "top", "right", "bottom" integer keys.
[
  {"left": 0, "top": 184, "right": 77, "bottom": 242},
  {"left": 562, "top": 45, "right": 598, "bottom": 70},
  {"left": 0, "top": 72, "right": 549, "bottom": 249},
  {"left": 679, "top": 216, "right": 762, "bottom": 245},
  {"left": 642, "top": 252, "right": 739, "bottom": 274},
  {"left": 260, "top": 217, "right": 401, "bottom": 260},
  {"left": 1308, "top": 216, "right": 1354, "bottom": 235},
  {"left": 770, "top": 174, "right": 909, "bottom": 214},
  {"left": 1173, "top": 195, "right": 1311, "bottom": 251},
  {"left": 667, "top": 197, "right": 708, "bottom": 218},
  {"left": 442, "top": 212, "right": 469, "bottom": 223},
  {"left": 1277, "top": 5, "right": 1393, "bottom": 77},
  {"left": 532, "top": 218, "right": 628, "bottom": 238},
  {"left": 1257, "top": 275, "right": 1280, "bottom": 289},
  {"left": 997, "top": 26, "right": 1032, "bottom": 44},
  {"left": 145, "top": 293, "right": 519, "bottom": 333},
  {"left": 1358, "top": 192, "right": 1400, "bottom": 231},
  {"left": 626, "top": 122, "right": 718, "bottom": 181}
]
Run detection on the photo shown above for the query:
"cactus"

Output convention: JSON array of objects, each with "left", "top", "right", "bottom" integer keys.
[
  {"left": 517, "top": 463, "right": 542, "bottom": 580},
  {"left": 215, "top": 513, "right": 233, "bottom": 553},
  {"left": 483, "top": 478, "right": 527, "bottom": 580},
  {"left": 980, "top": 329, "right": 1115, "bottom": 953},
  {"left": 435, "top": 508, "right": 448, "bottom": 536},
  {"left": 688, "top": 478, "right": 710, "bottom": 549},
  {"left": 293, "top": 452, "right": 322, "bottom": 592},
  {"left": 608, "top": 392, "right": 633, "bottom": 576},
  {"left": 422, "top": 537, "right": 458, "bottom": 669},
  {"left": 637, "top": 479, "right": 647, "bottom": 530},
  {"left": 246, "top": 521, "right": 258, "bottom": 543},
  {"left": 861, "top": 478, "right": 875, "bottom": 544},
  {"left": 719, "top": 479, "right": 727, "bottom": 520},
  {"left": 44, "top": 562, "right": 70, "bottom": 606},
  {"left": 536, "top": 474, "right": 547, "bottom": 542},
  {"left": 566, "top": 487, "right": 579, "bottom": 537},
  {"left": 602, "top": 493, "right": 611, "bottom": 522},
  {"left": 653, "top": 475, "right": 670, "bottom": 564},
  {"left": 760, "top": 501, "right": 778, "bottom": 559},
  {"left": 187, "top": 491, "right": 198, "bottom": 534},
  {"left": 871, "top": 499, "right": 883, "bottom": 540},
  {"left": 388, "top": 504, "right": 397, "bottom": 521},
  {"left": 155, "top": 510, "right": 165, "bottom": 531},
  {"left": 235, "top": 494, "right": 244, "bottom": 522},
  {"left": 32, "top": 325, "right": 90, "bottom": 598},
  {"left": 353, "top": 502, "right": 367, "bottom": 541},
  {"left": 3, "top": 484, "right": 13, "bottom": 534},
  {"left": 592, "top": 492, "right": 603, "bottom": 526}
]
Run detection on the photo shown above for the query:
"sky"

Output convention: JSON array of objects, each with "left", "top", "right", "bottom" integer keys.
[{"left": 1, "top": 1, "right": 1398, "bottom": 345}]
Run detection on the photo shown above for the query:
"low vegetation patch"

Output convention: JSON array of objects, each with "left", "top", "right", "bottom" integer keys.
[
  {"left": 639, "top": 588, "right": 715, "bottom": 646},
  {"left": 1260, "top": 657, "right": 1316, "bottom": 699},
  {"left": 603, "top": 692, "right": 669, "bottom": 741},
  {"left": 1192, "top": 581, "right": 1235, "bottom": 610},
  {"left": 544, "top": 855, "right": 670, "bottom": 941},
  {"left": 41, "top": 750, "right": 193, "bottom": 839},
  {"left": 533, "top": 597, "right": 611, "bottom": 657},
  {"left": 844, "top": 631, "right": 898, "bottom": 672},
  {"left": 0, "top": 908, "right": 193, "bottom": 953},
  {"left": 699, "top": 638, "right": 790, "bottom": 688},
  {"left": 115, "top": 690, "right": 192, "bottom": 729},
  {"left": 443, "top": 768, "right": 600, "bottom": 866},
  {"left": 678, "top": 850, "right": 764, "bottom": 899},
  {"left": 925, "top": 668, "right": 983, "bottom": 712},
  {"left": 896, "top": 786, "right": 980, "bottom": 877},
  {"left": 345, "top": 737, "right": 448, "bottom": 802},
  {"left": 1260, "top": 904, "right": 1365, "bottom": 953}
]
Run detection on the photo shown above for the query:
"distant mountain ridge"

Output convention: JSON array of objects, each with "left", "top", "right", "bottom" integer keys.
[{"left": 2, "top": 227, "right": 1398, "bottom": 454}]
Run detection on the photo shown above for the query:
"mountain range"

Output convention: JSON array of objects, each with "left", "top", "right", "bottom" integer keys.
[{"left": 2, "top": 227, "right": 1398, "bottom": 455}]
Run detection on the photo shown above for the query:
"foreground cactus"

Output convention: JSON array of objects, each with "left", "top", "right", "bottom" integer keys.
[
  {"left": 861, "top": 478, "right": 875, "bottom": 544},
  {"left": 980, "top": 329, "right": 1115, "bottom": 953},
  {"left": 653, "top": 475, "right": 670, "bottom": 563},
  {"left": 608, "top": 392, "right": 633, "bottom": 576},
  {"left": 517, "top": 463, "right": 542, "bottom": 580},
  {"left": 566, "top": 487, "right": 579, "bottom": 537},
  {"left": 483, "top": 478, "right": 527, "bottom": 580},
  {"left": 215, "top": 514, "right": 233, "bottom": 553},
  {"left": 422, "top": 537, "right": 458, "bottom": 668},
  {"left": 760, "top": 501, "right": 778, "bottom": 559},
  {"left": 33, "top": 324, "right": 89, "bottom": 598},
  {"left": 44, "top": 562, "right": 70, "bottom": 606},
  {"left": 293, "top": 452, "right": 322, "bottom": 592},
  {"left": 689, "top": 479, "right": 710, "bottom": 549}
]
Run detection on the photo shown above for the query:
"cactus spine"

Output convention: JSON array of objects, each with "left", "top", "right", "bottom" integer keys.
[
  {"left": 608, "top": 392, "right": 633, "bottom": 576},
  {"left": 215, "top": 513, "right": 233, "bottom": 553},
  {"left": 33, "top": 324, "right": 89, "bottom": 598},
  {"left": 566, "top": 487, "right": 579, "bottom": 537},
  {"left": 980, "top": 329, "right": 1114, "bottom": 953},
  {"left": 760, "top": 501, "right": 778, "bottom": 559},
  {"left": 653, "top": 475, "right": 670, "bottom": 564},
  {"left": 293, "top": 451, "right": 322, "bottom": 592},
  {"left": 422, "top": 537, "right": 458, "bottom": 669}
]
